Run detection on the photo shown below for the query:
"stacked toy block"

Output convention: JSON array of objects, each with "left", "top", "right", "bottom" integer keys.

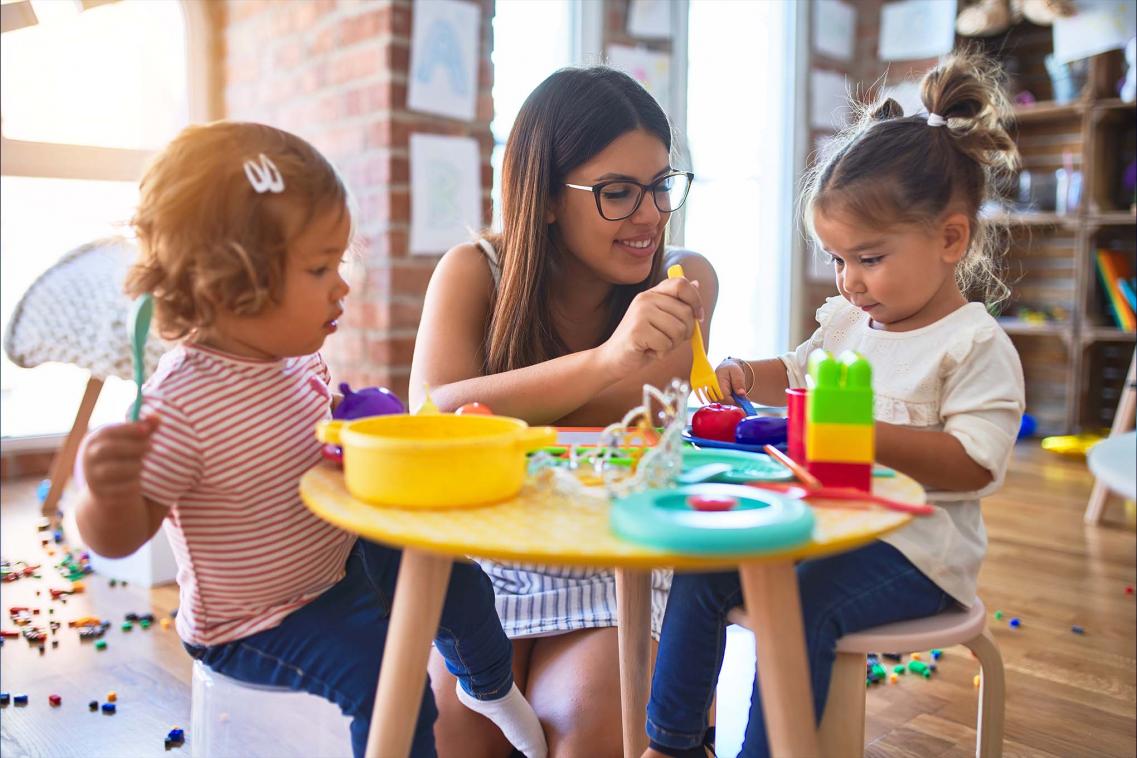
[{"left": 805, "top": 349, "right": 873, "bottom": 491}]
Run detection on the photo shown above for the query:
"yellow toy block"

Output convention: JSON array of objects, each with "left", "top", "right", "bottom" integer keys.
[{"left": 806, "top": 422, "right": 873, "bottom": 463}]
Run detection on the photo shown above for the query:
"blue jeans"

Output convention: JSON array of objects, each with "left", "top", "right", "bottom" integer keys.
[
  {"left": 185, "top": 539, "right": 514, "bottom": 758},
  {"left": 647, "top": 541, "right": 953, "bottom": 757}
]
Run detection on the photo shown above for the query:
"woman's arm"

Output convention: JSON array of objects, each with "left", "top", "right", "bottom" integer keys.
[{"left": 409, "top": 245, "right": 715, "bottom": 425}]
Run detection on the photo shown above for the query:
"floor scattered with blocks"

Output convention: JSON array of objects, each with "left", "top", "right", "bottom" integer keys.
[{"left": 1, "top": 443, "right": 1134, "bottom": 757}]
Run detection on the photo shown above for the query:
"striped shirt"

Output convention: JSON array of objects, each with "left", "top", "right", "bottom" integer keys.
[{"left": 138, "top": 344, "right": 355, "bottom": 646}]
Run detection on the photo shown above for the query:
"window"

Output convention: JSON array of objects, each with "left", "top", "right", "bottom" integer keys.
[
  {"left": 489, "top": 0, "right": 582, "bottom": 230},
  {"left": 1, "top": 0, "right": 206, "bottom": 441},
  {"left": 683, "top": 0, "right": 798, "bottom": 365}
]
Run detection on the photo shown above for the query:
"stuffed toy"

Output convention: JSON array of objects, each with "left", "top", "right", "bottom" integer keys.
[{"left": 956, "top": 0, "right": 1076, "bottom": 38}]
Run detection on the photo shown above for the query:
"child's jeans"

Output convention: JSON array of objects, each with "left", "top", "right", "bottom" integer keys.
[
  {"left": 184, "top": 539, "right": 513, "bottom": 758},
  {"left": 646, "top": 540, "right": 953, "bottom": 757}
]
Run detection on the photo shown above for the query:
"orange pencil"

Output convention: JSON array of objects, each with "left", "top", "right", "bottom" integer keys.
[{"left": 763, "top": 445, "right": 823, "bottom": 489}]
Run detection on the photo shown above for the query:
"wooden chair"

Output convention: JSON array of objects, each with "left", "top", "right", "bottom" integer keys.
[
  {"left": 728, "top": 598, "right": 1005, "bottom": 757},
  {"left": 1085, "top": 349, "right": 1136, "bottom": 525}
]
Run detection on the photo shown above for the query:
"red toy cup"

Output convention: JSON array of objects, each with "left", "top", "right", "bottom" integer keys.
[{"left": 786, "top": 387, "right": 807, "bottom": 464}]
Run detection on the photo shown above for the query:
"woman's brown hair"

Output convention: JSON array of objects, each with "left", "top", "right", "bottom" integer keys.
[
  {"left": 802, "top": 51, "right": 1021, "bottom": 306},
  {"left": 484, "top": 66, "right": 674, "bottom": 374},
  {"left": 127, "top": 121, "right": 349, "bottom": 339}
]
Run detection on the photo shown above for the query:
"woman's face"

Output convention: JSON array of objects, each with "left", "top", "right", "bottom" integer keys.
[{"left": 553, "top": 129, "right": 672, "bottom": 286}]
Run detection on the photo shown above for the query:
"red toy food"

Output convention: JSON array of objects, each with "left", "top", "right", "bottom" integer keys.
[
  {"left": 691, "top": 403, "right": 746, "bottom": 442},
  {"left": 456, "top": 402, "right": 494, "bottom": 415}
]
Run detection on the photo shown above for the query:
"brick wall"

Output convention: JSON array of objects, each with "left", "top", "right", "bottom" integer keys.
[{"left": 222, "top": 0, "right": 495, "bottom": 401}]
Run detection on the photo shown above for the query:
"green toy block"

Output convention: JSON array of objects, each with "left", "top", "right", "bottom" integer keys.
[{"left": 806, "top": 349, "right": 873, "bottom": 426}]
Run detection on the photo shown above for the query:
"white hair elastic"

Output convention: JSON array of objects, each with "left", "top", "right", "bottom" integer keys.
[
  {"left": 243, "top": 153, "right": 285, "bottom": 194},
  {"left": 927, "top": 113, "right": 946, "bottom": 127}
]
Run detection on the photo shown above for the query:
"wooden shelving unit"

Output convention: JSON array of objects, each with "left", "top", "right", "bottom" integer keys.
[
  {"left": 979, "top": 27, "right": 1136, "bottom": 434},
  {"left": 797, "top": 13, "right": 1134, "bottom": 435}
]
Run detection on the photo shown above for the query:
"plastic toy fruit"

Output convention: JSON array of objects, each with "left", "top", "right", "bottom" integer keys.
[
  {"left": 734, "top": 416, "right": 788, "bottom": 447},
  {"left": 456, "top": 402, "right": 494, "bottom": 415},
  {"left": 334, "top": 382, "right": 405, "bottom": 420},
  {"left": 691, "top": 403, "right": 746, "bottom": 442}
]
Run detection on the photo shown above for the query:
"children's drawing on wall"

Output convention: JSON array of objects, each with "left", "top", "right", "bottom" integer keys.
[
  {"left": 408, "top": 0, "right": 479, "bottom": 121},
  {"left": 606, "top": 45, "right": 671, "bottom": 115},
  {"left": 409, "top": 133, "right": 481, "bottom": 255}
]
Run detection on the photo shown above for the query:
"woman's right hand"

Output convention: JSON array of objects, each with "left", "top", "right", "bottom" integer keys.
[{"left": 597, "top": 276, "right": 704, "bottom": 377}]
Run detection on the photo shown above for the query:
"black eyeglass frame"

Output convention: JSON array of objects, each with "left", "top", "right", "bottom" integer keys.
[{"left": 563, "top": 170, "right": 694, "bottom": 221}]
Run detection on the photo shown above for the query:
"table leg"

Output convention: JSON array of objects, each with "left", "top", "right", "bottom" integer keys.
[
  {"left": 615, "top": 567, "right": 652, "bottom": 758},
  {"left": 43, "top": 375, "right": 103, "bottom": 519},
  {"left": 365, "top": 548, "right": 453, "bottom": 758},
  {"left": 737, "top": 560, "right": 820, "bottom": 757}
]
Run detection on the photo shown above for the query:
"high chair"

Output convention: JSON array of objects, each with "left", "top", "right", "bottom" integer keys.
[
  {"left": 727, "top": 597, "right": 1005, "bottom": 757},
  {"left": 190, "top": 659, "right": 352, "bottom": 758}
]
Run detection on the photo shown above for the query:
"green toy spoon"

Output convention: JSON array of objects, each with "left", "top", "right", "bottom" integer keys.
[{"left": 128, "top": 294, "right": 153, "bottom": 422}]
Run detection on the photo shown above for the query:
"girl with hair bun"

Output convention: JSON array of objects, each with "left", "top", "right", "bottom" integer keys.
[{"left": 643, "top": 52, "right": 1026, "bottom": 758}]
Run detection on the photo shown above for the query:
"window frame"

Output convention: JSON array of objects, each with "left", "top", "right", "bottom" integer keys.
[{"left": 0, "top": 0, "right": 217, "bottom": 450}]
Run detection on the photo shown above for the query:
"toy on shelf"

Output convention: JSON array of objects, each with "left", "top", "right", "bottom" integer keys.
[
  {"left": 804, "top": 350, "right": 874, "bottom": 491},
  {"left": 1040, "top": 433, "right": 1104, "bottom": 457}
]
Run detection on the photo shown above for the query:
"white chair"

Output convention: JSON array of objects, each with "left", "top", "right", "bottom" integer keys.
[
  {"left": 728, "top": 597, "right": 1005, "bottom": 757},
  {"left": 190, "top": 659, "right": 353, "bottom": 758}
]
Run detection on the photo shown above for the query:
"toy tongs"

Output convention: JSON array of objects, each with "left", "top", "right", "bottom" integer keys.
[{"left": 757, "top": 444, "right": 935, "bottom": 516}]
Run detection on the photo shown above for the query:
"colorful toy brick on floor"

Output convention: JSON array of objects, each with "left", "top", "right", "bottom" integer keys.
[{"left": 804, "top": 349, "right": 874, "bottom": 491}]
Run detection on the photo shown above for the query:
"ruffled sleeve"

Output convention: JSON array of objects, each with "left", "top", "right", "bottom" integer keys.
[
  {"left": 938, "top": 322, "right": 1025, "bottom": 496},
  {"left": 780, "top": 297, "right": 849, "bottom": 388}
]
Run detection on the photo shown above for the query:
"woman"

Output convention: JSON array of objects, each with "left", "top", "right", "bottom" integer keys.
[{"left": 410, "top": 66, "right": 719, "bottom": 757}]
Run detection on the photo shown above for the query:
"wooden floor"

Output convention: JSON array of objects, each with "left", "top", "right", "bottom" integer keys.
[{"left": 1, "top": 443, "right": 1134, "bottom": 757}]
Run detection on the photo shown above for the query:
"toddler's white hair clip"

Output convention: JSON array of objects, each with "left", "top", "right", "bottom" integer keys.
[
  {"left": 926, "top": 113, "right": 946, "bottom": 127},
  {"left": 243, "top": 153, "right": 285, "bottom": 194}
]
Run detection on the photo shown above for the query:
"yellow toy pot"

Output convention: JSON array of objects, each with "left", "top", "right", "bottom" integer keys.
[{"left": 316, "top": 414, "right": 557, "bottom": 509}]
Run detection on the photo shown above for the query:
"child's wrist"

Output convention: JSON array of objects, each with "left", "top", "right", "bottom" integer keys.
[{"left": 728, "top": 357, "right": 756, "bottom": 395}]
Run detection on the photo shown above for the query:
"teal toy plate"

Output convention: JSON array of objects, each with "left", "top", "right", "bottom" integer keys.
[
  {"left": 610, "top": 483, "right": 815, "bottom": 555},
  {"left": 681, "top": 448, "right": 794, "bottom": 484}
]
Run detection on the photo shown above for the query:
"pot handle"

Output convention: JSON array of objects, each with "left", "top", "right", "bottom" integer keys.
[
  {"left": 516, "top": 426, "right": 557, "bottom": 452},
  {"left": 316, "top": 419, "right": 344, "bottom": 445}
]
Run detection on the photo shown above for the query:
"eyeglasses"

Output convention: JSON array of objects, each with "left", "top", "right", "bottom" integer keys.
[{"left": 563, "top": 171, "right": 694, "bottom": 222}]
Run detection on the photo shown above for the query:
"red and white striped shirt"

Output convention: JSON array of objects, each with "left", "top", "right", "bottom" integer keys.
[{"left": 139, "top": 344, "right": 355, "bottom": 646}]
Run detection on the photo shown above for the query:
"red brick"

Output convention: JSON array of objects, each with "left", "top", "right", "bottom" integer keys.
[
  {"left": 273, "top": 41, "right": 303, "bottom": 70},
  {"left": 329, "top": 46, "right": 384, "bottom": 87},
  {"left": 379, "top": 3, "right": 412, "bottom": 38},
  {"left": 368, "top": 335, "right": 418, "bottom": 368},
  {"left": 374, "top": 189, "right": 411, "bottom": 225},
  {"left": 385, "top": 42, "right": 411, "bottom": 74},
  {"left": 309, "top": 25, "right": 337, "bottom": 56},
  {"left": 229, "top": 0, "right": 273, "bottom": 24},
  {"left": 337, "top": 8, "right": 384, "bottom": 47}
]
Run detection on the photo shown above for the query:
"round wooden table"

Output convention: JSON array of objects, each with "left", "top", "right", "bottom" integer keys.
[{"left": 300, "top": 463, "right": 924, "bottom": 757}]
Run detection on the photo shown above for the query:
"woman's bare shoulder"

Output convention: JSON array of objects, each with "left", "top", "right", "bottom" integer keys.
[{"left": 663, "top": 247, "right": 717, "bottom": 283}]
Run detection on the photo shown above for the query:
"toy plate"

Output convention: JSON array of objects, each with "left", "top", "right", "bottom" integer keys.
[
  {"left": 681, "top": 448, "right": 794, "bottom": 484},
  {"left": 610, "top": 483, "right": 815, "bottom": 555},
  {"left": 682, "top": 427, "right": 787, "bottom": 454}
]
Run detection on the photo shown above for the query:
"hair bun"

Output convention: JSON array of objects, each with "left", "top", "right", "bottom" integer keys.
[{"left": 870, "top": 98, "right": 904, "bottom": 121}]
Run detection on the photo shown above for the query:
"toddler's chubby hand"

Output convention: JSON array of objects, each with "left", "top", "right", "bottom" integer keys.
[
  {"left": 714, "top": 358, "right": 750, "bottom": 402},
  {"left": 81, "top": 416, "right": 160, "bottom": 504}
]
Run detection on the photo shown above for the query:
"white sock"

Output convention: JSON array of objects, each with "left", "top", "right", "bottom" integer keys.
[{"left": 455, "top": 681, "right": 547, "bottom": 758}]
